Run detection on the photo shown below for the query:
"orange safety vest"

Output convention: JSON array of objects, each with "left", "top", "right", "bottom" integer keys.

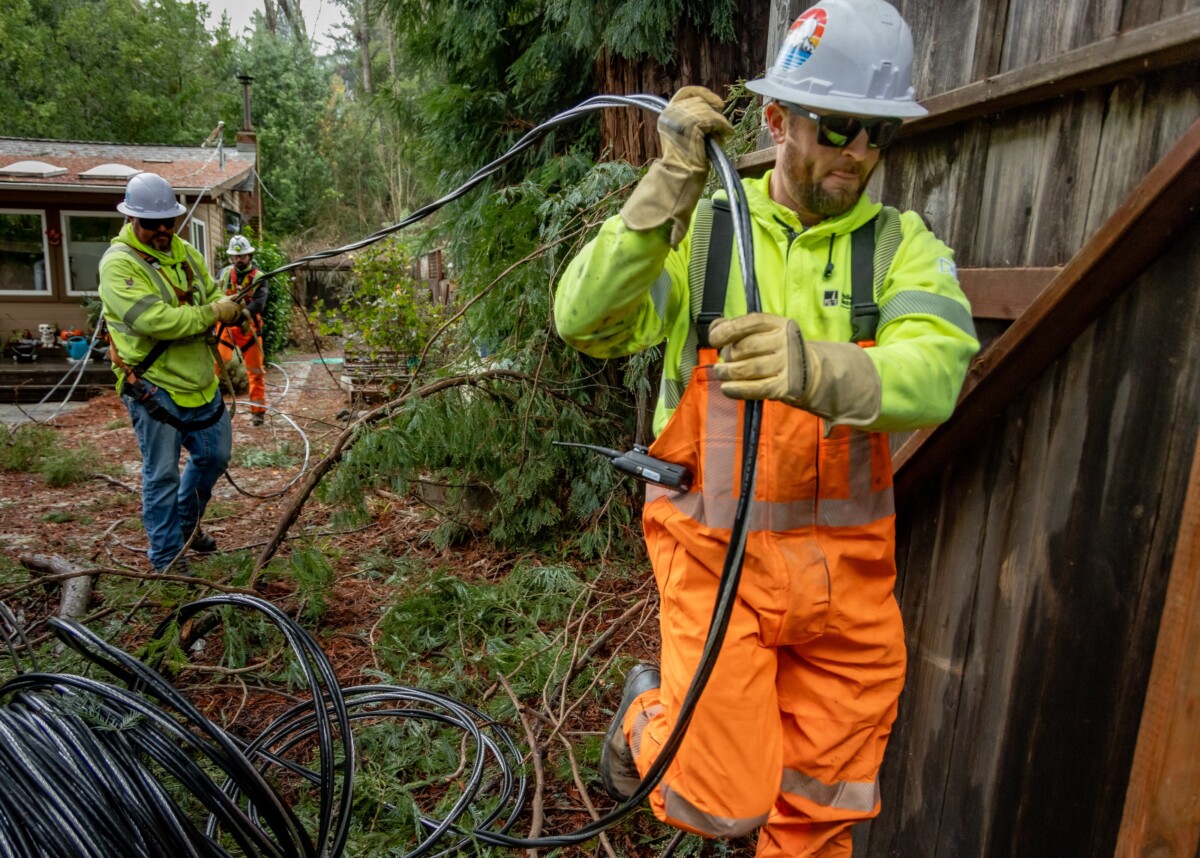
[{"left": 645, "top": 348, "right": 895, "bottom": 644}]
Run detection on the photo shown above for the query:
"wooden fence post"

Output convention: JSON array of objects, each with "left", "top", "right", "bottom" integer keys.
[{"left": 1114, "top": 432, "right": 1200, "bottom": 856}]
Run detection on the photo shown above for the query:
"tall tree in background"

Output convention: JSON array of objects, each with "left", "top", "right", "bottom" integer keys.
[
  {"left": 234, "top": 21, "right": 336, "bottom": 237},
  {"left": 0, "top": 0, "right": 239, "bottom": 144}
]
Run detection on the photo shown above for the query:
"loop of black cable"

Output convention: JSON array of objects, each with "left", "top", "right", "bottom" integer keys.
[
  {"left": 0, "top": 596, "right": 527, "bottom": 857},
  {"left": 0, "top": 93, "right": 765, "bottom": 855}
]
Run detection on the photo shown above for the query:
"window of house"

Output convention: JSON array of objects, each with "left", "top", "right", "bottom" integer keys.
[
  {"left": 222, "top": 208, "right": 241, "bottom": 237},
  {"left": 61, "top": 212, "right": 123, "bottom": 295},
  {"left": 0, "top": 210, "right": 51, "bottom": 295},
  {"left": 190, "top": 218, "right": 209, "bottom": 273}
]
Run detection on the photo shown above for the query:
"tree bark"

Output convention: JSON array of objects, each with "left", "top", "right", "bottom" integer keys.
[
  {"left": 594, "top": 3, "right": 773, "bottom": 164},
  {"left": 358, "top": 0, "right": 373, "bottom": 95},
  {"left": 18, "top": 553, "right": 95, "bottom": 622}
]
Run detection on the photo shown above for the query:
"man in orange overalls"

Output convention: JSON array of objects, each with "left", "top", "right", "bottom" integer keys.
[
  {"left": 214, "top": 234, "right": 269, "bottom": 426},
  {"left": 554, "top": 1, "right": 979, "bottom": 854}
]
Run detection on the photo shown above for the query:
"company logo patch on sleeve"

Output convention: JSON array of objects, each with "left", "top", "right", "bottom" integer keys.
[
  {"left": 938, "top": 257, "right": 958, "bottom": 279},
  {"left": 823, "top": 290, "right": 839, "bottom": 307}
]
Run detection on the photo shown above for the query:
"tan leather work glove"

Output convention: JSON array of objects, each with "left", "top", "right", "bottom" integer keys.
[
  {"left": 620, "top": 86, "right": 734, "bottom": 247},
  {"left": 709, "top": 313, "right": 883, "bottom": 428},
  {"left": 209, "top": 297, "right": 245, "bottom": 325}
]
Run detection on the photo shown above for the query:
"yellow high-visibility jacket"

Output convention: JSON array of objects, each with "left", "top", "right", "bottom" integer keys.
[
  {"left": 555, "top": 171, "right": 980, "bottom": 436},
  {"left": 98, "top": 224, "right": 223, "bottom": 407}
]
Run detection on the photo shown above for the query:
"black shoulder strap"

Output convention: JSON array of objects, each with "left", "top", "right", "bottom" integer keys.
[
  {"left": 696, "top": 197, "right": 733, "bottom": 348},
  {"left": 131, "top": 338, "right": 172, "bottom": 378},
  {"left": 849, "top": 214, "right": 880, "bottom": 343}
]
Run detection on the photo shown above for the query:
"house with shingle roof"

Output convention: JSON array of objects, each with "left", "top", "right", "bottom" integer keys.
[{"left": 0, "top": 131, "right": 260, "bottom": 337}]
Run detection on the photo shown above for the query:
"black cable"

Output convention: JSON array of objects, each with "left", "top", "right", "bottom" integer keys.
[
  {"left": 226, "top": 90, "right": 764, "bottom": 850},
  {"left": 0, "top": 92, "right": 765, "bottom": 856}
]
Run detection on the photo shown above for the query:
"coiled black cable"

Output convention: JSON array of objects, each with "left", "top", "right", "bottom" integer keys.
[
  {"left": 0, "top": 93, "right": 765, "bottom": 855},
  {"left": 0, "top": 595, "right": 527, "bottom": 857}
]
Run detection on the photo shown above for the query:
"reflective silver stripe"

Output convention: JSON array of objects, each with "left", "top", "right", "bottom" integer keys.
[
  {"left": 687, "top": 199, "right": 713, "bottom": 311},
  {"left": 645, "top": 375, "right": 893, "bottom": 529},
  {"left": 662, "top": 784, "right": 768, "bottom": 838},
  {"left": 659, "top": 375, "right": 685, "bottom": 411},
  {"left": 648, "top": 487, "right": 892, "bottom": 531},
  {"left": 650, "top": 270, "right": 672, "bottom": 321},
  {"left": 819, "top": 486, "right": 894, "bottom": 528},
  {"left": 879, "top": 290, "right": 976, "bottom": 338},
  {"left": 122, "top": 294, "right": 161, "bottom": 330},
  {"left": 872, "top": 206, "right": 903, "bottom": 298},
  {"left": 780, "top": 768, "right": 880, "bottom": 813},
  {"left": 629, "top": 703, "right": 661, "bottom": 761},
  {"left": 848, "top": 430, "right": 873, "bottom": 498},
  {"left": 105, "top": 320, "right": 131, "bottom": 335}
]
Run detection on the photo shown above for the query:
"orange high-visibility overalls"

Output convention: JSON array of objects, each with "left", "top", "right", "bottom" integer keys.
[
  {"left": 622, "top": 347, "right": 905, "bottom": 858},
  {"left": 216, "top": 267, "right": 265, "bottom": 414}
]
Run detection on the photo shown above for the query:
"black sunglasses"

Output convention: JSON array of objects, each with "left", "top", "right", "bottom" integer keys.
[
  {"left": 787, "top": 105, "right": 903, "bottom": 150},
  {"left": 138, "top": 216, "right": 177, "bottom": 232}
]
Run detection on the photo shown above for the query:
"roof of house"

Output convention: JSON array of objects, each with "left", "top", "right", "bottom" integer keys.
[{"left": 0, "top": 137, "right": 255, "bottom": 197}]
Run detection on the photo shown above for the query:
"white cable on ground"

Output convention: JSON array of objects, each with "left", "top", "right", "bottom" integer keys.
[
  {"left": 18, "top": 327, "right": 105, "bottom": 425},
  {"left": 222, "top": 401, "right": 312, "bottom": 500},
  {"left": 264, "top": 361, "right": 291, "bottom": 398}
]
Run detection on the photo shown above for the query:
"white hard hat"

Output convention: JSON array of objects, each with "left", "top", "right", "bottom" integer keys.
[
  {"left": 226, "top": 234, "right": 255, "bottom": 255},
  {"left": 116, "top": 172, "right": 188, "bottom": 219},
  {"left": 747, "top": 0, "right": 927, "bottom": 118}
]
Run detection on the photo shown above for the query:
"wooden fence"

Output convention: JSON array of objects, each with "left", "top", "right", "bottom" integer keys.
[{"left": 735, "top": 2, "right": 1200, "bottom": 855}]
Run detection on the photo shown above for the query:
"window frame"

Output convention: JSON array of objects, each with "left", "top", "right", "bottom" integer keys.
[
  {"left": 0, "top": 208, "right": 52, "bottom": 297},
  {"left": 60, "top": 209, "right": 125, "bottom": 296},
  {"left": 189, "top": 216, "right": 210, "bottom": 274}
]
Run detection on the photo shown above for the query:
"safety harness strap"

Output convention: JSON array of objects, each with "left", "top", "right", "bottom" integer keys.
[
  {"left": 122, "top": 384, "right": 227, "bottom": 432},
  {"left": 688, "top": 202, "right": 903, "bottom": 348},
  {"left": 849, "top": 218, "right": 878, "bottom": 344},
  {"left": 696, "top": 198, "right": 733, "bottom": 349}
]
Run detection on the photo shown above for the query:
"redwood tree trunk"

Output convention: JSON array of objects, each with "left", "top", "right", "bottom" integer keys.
[{"left": 594, "top": 5, "right": 772, "bottom": 164}]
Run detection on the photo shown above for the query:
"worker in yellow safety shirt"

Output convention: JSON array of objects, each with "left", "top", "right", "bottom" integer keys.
[
  {"left": 214, "top": 234, "right": 269, "bottom": 426},
  {"left": 554, "top": 0, "right": 980, "bottom": 854},
  {"left": 99, "top": 172, "right": 243, "bottom": 573}
]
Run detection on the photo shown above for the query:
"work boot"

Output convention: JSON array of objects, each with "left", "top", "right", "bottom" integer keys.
[
  {"left": 600, "top": 662, "right": 661, "bottom": 801},
  {"left": 251, "top": 412, "right": 265, "bottom": 427},
  {"left": 185, "top": 528, "right": 218, "bottom": 554},
  {"left": 154, "top": 557, "right": 191, "bottom": 577}
]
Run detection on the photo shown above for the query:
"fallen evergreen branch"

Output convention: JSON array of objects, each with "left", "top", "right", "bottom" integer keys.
[{"left": 251, "top": 369, "right": 601, "bottom": 581}]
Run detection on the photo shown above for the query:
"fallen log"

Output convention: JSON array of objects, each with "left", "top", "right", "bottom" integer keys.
[{"left": 18, "top": 553, "right": 96, "bottom": 622}]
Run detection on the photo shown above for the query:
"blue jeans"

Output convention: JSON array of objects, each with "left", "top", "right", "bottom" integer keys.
[{"left": 124, "top": 386, "right": 231, "bottom": 570}]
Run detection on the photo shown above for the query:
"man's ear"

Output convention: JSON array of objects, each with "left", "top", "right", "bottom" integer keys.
[{"left": 764, "top": 101, "right": 789, "bottom": 145}]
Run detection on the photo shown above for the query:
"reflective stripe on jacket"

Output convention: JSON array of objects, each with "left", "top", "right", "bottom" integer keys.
[
  {"left": 555, "top": 171, "right": 980, "bottom": 437},
  {"left": 98, "top": 224, "right": 221, "bottom": 406}
]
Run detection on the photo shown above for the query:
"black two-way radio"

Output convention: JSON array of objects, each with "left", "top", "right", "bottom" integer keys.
[{"left": 553, "top": 442, "right": 691, "bottom": 491}]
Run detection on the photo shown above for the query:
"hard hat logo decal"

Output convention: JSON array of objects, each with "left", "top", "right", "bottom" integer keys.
[{"left": 780, "top": 8, "right": 827, "bottom": 70}]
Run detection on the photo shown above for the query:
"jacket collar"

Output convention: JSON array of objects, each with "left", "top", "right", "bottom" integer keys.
[{"left": 742, "top": 170, "right": 882, "bottom": 240}]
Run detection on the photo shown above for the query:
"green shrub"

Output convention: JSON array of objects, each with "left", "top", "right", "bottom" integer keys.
[
  {"left": 0, "top": 425, "right": 111, "bottom": 487},
  {"left": 39, "top": 442, "right": 106, "bottom": 488},
  {"left": 0, "top": 424, "right": 57, "bottom": 472}
]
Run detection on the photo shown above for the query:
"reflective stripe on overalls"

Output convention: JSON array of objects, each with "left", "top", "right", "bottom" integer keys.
[{"left": 623, "top": 347, "right": 906, "bottom": 852}]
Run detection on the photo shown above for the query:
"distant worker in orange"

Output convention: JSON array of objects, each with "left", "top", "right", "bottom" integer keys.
[
  {"left": 555, "top": 0, "right": 979, "bottom": 854},
  {"left": 214, "top": 234, "right": 269, "bottom": 426}
]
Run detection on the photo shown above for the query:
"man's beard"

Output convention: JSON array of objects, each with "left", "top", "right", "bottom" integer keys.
[
  {"left": 234, "top": 263, "right": 251, "bottom": 272},
  {"left": 797, "top": 178, "right": 863, "bottom": 219}
]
